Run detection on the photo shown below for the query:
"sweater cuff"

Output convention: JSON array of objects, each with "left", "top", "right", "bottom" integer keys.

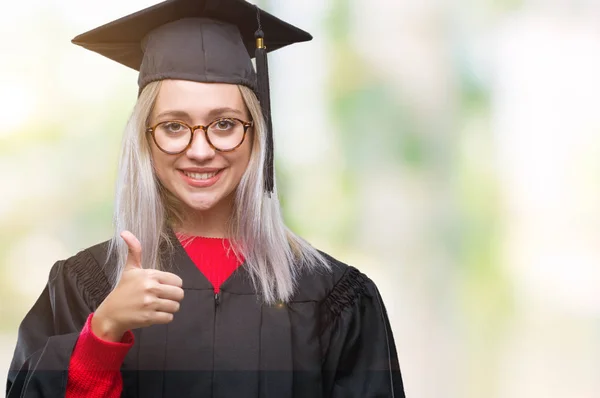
[{"left": 72, "top": 313, "right": 134, "bottom": 372}]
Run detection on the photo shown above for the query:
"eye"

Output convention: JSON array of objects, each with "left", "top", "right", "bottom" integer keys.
[
  {"left": 213, "top": 119, "right": 236, "bottom": 131},
  {"left": 163, "top": 122, "right": 186, "bottom": 133}
]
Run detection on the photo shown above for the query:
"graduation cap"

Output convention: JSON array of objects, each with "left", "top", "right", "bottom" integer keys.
[{"left": 71, "top": 0, "right": 313, "bottom": 194}]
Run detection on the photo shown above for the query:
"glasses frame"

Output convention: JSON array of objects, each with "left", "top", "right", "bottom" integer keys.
[{"left": 146, "top": 117, "right": 254, "bottom": 155}]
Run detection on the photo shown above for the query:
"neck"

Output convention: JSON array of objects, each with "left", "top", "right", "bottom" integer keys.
[{"left": 173, "top": 196, "right": 234, "bottom": 238}]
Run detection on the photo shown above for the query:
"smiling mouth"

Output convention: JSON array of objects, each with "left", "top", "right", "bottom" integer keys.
[{"left": 182, "top": 170, "right": 220, "bottom": 180}]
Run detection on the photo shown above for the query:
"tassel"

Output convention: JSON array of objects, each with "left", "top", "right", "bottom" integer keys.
[{"left": 255, "top": 7, "right": 274, "bottom": 195}]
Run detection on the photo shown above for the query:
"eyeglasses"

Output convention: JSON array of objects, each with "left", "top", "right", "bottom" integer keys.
[{"left": 146, "top": 118, "right": 253, "bottom": 154}]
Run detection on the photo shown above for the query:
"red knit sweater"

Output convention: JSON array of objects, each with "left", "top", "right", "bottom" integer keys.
[{"left": 65, "top": 236, "right": 243, "bottom": 397}]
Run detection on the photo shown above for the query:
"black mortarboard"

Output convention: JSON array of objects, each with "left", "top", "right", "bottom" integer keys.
[{"left": 71, "top": 0, "right": 312, "bottom": 194}]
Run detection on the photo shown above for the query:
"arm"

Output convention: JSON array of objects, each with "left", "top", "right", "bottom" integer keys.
[
  {"left": 66, "top": 313, "right": 133, "bottom": 398},
  {"left": 7, "top": 234, "right": 184, "bottom": 398},
  {"left": 320, "top": 267, "right": 406, "bottom": 398}
]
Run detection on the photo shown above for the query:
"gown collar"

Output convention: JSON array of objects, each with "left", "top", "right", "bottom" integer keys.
[{"left": 163, "top": 226, "right": 256, "bottom": 294}]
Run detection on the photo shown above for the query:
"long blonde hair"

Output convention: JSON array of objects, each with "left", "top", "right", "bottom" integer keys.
[{"left": 106, "top": 80, "right": 330, "bottom": 303}]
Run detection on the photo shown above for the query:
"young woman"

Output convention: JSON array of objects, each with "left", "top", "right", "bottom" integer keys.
[{"left": 6, "top": 1, "right": 405, "bottom": 397}]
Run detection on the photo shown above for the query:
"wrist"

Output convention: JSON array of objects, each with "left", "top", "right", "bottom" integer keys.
[{"left": 91, "top": 312, "right": 126, "bottom": 342}]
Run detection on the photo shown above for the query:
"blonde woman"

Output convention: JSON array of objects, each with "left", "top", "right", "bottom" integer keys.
[{"left": 7, "top": 1, "right": 405, "bottom": 397}]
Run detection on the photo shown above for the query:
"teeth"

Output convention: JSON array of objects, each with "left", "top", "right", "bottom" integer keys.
[{"left": 183, "top": 171, "right": 218, "bottom": 180}]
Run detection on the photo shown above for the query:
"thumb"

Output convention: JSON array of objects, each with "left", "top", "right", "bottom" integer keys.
[{"left": 121, "top": 230, "right": 142, "bottom": 269}]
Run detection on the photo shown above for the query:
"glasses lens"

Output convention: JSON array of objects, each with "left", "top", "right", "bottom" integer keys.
[
  {"left": 207, "top": 119, "right": 245, "bottom": 151},
  {"left": 154, "top": 121, "right": 191, "bottom": 153}
]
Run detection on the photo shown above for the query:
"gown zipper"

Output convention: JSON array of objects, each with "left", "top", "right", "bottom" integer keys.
[{"left": 211, "top": 289, "right": 219, "bottom": 398}]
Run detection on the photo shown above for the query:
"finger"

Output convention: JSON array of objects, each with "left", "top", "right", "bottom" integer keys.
[
  {"left": 121, "top": 230, "right": 142, "bottom": 268},
  {"left": 150, "top": 311, "right": 175, "bottom": 325},
  {"left": 150, "top": 270, "right": 183, "bottom": 287},
  {"left": 156, "top": 285, "right": 185, "bottom": 302},
  {"left": 154, "top": 298, "right": 181, "bottom": 314}
]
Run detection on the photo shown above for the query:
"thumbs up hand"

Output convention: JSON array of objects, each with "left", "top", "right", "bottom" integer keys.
[{"left": 91, "top": 231, "right": 185, "bottom": 342}]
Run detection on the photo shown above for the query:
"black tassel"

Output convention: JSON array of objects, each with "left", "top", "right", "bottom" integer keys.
[{"left": 255, "top": 8, "right": 274, "bottom": 195}]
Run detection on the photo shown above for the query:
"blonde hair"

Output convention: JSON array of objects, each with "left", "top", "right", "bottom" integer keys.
[{"left": 107, "top": 80, "right": 330, "bottom": 303}]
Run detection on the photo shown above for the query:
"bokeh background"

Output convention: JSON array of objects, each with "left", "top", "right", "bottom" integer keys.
[{"left": 2, "top": 0, "right": 600, "bottom": 397}]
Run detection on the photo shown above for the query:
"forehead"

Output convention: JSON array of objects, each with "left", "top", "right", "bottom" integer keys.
[{"left": 153, "top": 80, "right": 246, "bottom": 117}]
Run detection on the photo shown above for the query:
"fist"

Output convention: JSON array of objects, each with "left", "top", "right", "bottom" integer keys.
[{"left": 92, "top": 231, "right": 184, "bottom": 342}]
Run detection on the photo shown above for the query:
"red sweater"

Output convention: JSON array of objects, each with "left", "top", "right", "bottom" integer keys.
[{"left": 65, "top": 236, "right": 243, "bottom": 397}]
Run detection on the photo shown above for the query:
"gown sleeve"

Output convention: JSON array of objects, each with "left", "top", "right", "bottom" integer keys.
[
  {"left": 320, "top": 267, "right": 406, "bottom": 398},
  {"left": 6, "top": 249, "right": 112, "bottom": 398}
]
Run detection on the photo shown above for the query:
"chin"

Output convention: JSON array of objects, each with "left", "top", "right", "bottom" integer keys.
[
  {"left": 184, "top": 196, "right": 221, "bottom": 212},
  {"left": 171, "top": 181, "right": 235, "bottom": 215}
]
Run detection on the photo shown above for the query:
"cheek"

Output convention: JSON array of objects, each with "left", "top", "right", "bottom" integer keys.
[
  {"left": 242, "top": 130, "right": 254, "bottom": 163},
  {"left": 233, "top": 139, "right": 253, "bottom": 174},
  {"left": 150, "top": 147, "right": 172, "bottom": 182}
]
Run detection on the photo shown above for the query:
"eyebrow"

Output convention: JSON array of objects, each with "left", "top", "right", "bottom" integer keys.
[
  {"left": 155, "top": 107, "right": 245, "bottom": 121},
  {"left": 155, "top": 110, "right": 190, "bottom": 120},
  {"left": 208, "top": 107, "right": 245, "bottom": 118}
]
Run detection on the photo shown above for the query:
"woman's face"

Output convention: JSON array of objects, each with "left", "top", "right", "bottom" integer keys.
[{"left": 149, "top": 80, "right": 253, "bottom": 215}]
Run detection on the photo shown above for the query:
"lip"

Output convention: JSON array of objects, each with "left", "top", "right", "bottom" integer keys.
[
  {"left": 180, "top": 167, "right": 223, "bottom": 173},
  {"left": 178, "top": 168, "right": 223, "bottom": 188}
]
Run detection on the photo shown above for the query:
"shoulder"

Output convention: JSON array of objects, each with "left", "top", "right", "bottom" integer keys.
[
  {"left": 49, "top": 239, "right": 115, "bottom": 309},
  {"left": 291, "top": 250, "right": 376, "bottom": 305}
]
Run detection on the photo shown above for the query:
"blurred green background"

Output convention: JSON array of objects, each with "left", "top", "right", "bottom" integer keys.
[{"left": 2, "top": 0, "right": 600, "bottom": 397}]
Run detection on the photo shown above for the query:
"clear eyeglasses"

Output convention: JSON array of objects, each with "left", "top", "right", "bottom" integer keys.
[{"left": 146, "top": 118, "right": 254, "bottom": 154}]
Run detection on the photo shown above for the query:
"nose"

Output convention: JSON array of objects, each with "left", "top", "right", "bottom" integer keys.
[{"left": 185, "top": 128, "right": 216, "bottom": 161}]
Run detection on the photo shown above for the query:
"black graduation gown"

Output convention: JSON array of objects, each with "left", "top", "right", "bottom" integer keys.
[{"left": 6, "top": 235, "right": 405, "bottom": 398}]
